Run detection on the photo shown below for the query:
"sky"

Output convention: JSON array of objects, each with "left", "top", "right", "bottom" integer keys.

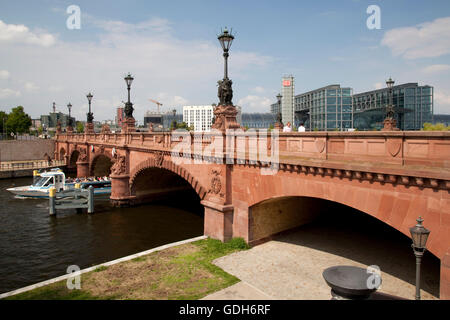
[{"left": 1, "top": 0, "right": 450, "bottom": 124}]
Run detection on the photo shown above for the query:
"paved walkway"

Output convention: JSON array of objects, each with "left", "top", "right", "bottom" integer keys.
[{"left": 203, "top": 220, "right": 440, "bottom": 300}]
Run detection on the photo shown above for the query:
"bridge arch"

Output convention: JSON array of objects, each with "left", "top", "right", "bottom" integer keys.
[
  {"left": 69, "top": 150, "right": 80, "bottom": 169},
  {"left": 129, "top": 156, "right": 207, "bottom": 201},
  {"left": 236, "top": 169, "right": 446, "bottom": 261},
  {"left": 90, "top": 153, "right": 113, "bottom": 177}
]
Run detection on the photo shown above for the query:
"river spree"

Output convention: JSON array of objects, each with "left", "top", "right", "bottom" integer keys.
[{"left": 0, "top": 177, "right": 204, "bottom": 294}]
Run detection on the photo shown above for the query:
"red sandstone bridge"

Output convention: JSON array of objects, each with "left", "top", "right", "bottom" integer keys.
[{"left": 55, "top": 129, "right": 450, "bottom": 299}]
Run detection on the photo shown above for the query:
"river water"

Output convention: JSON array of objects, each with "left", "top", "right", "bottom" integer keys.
[{"left": 0, "top": 177, "right": 204, "bottom": 294}]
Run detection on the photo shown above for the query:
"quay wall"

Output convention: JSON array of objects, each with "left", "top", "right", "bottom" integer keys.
[{"left": 0, "top": 140, "right": 55, "bottom": 161}]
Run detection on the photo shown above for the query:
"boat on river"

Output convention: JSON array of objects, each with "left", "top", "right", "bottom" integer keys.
[{"left": 6, "top": 168, "right": 111, "bottom": 198}]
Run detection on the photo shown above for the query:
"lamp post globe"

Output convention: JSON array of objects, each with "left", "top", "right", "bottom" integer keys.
[
  {"left": 409, "top": 216, "right": 430, "bottom": 300},
  {"left": 386, "top": 77, "right": 395, "bottom": 89},
  {"left": 218, "top": 27, "right": 234, "bottom": 80}
]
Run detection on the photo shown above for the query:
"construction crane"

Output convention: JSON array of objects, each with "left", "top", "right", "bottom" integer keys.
[{"left": 148, "top": 99, "right": 163, "bottom": 113}]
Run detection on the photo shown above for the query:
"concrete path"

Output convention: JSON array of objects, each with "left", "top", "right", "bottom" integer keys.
[
  {"left": 204, "top": 223, "right": 439, "bottom": 300},
  {"left": 202, "top": 281, "right": 273, "bottom": 300}
]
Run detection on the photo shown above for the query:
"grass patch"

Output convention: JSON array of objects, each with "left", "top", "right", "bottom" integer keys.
[
  {"left": 94, "top": 266, "right": 108, "bottom": 272},
  {"left": 4, "top": 237, "right": 249, "bottom": 300}
]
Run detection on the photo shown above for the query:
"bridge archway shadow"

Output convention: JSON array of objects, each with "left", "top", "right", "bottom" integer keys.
[
  {"left": 90, "top": 155, "right": 113, "bottom": 177},
  {"left": 69, "top": 150, "right": 79, "bottom": 169},
  {"left": 130, "top": 166, "right": 204, "bottom": 216},
  {"left": 249, "top": 196, "right": 440, "bottom": 298}
]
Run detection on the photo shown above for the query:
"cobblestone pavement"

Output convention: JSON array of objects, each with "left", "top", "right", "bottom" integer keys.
[{"left": 206, "top": 219, "right": 440, "bottom": 300}]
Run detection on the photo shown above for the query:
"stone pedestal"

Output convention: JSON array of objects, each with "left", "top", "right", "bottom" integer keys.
[
  {"left": 211, "top": 105, "right": 241, "bottom": 132},
  {"left": 122, "top": 117, "right": 136, "bottom": 133},
  {"left": 84, "top": 122, "right": 95, "bottom": 134},
  {"left": 202, "top": 200, "right": 234, "bottom": 242},
  {"left": 76, "top": 161, "right": 89, "bottom": 178},
  {"left": 110, "top": 173, "right": 135, "bottom": 207},
  {"left": 274, "top": 122, "right": 283, "bottom": 130},
  {"left": 381, "top": 118, "right": 399, "bottom": 131}
]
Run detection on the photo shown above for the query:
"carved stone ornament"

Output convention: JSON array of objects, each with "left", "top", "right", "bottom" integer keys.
[
  {"left": 99, "top": 145, "right": 105, "bottom": 154},
  {"left": 387, "top": 138, "right": 402, "bottom": 157},
  {"left": 315, "top": 139, "right": 326, "bottom": 153},
  {"left": 208, "top": 169, "right": 223, "bottom": 196},
  {"left": 111, "top": 154, "right": 127, "bottom": 175},
  {"left": 155, "top": 152, "right": 164, "bottom": 167},
  {"left": 78, "top": 148, "right": 88, "bottom": 162},
  {"left": 156, "top": 135, "right": 164, "bottom": 144}
]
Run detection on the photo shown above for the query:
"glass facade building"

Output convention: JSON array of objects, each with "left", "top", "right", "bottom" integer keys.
[
  {"left": 294, "top": 85, "right": 353, "bottom": 131},
  {"left": 241, "top": 113, "right": 276, "bottom": 129},
  {"left": 353, "top": 83, "right": 433, "bottom": 131},
  {"left": 40, "top": 112, "right": 75, "bottom": 129}
]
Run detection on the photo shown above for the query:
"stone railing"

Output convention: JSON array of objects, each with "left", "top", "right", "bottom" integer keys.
[{"left": 56, "top": 130, "right": 450, "bottom": 184}]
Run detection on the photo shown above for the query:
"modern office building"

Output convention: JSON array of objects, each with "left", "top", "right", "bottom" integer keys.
[
  {"left": 162, "top": 113, "right": 183, "bottom": 128},
  {"left": 144, "top": 111, "right": 163, "bottom": 127},
  {"left": 294, "top": 84, "right": 353, "bottom": 131},
  {"left": 40, "top": 112, "right": 74, "bottom": 129},
  {"left": 432, "top": 114, "right": 450, "bottom": 126},
  {"left": 241, "top": 113, "right": 277, "bottom": 129},
  {"left": 353, "top": 83, "right": 433, "bottom": 131},
  {"left": 281, "top": 75, "right": 295, "bottom": 125},
  {"left": 183, "top": 105, "right": 214, "bottom": 132},
  {"left": 270, "top": 101, "right": 280, "bottom": 115}
]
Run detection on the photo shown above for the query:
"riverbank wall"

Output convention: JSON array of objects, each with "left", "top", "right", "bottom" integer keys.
[{"left": 0, "top": 139, "right": 55, "bottom": 162}]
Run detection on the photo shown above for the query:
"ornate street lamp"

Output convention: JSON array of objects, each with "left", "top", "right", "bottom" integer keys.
[
  {"left": 275, "top": 93, "right": 283, "bottom": 129},
  {"left": 218, "top": 27, "right": 234, "bottom": 80},
  {"left": 67, "top": 102, "right": 72, "bottom": 128},
  {"left": 410, "top": 216, "right": 430, "bottom": 300},
  {"left": 382, "top": 77, "right": 399, "bottom": 131},
  {"left": 86, "top": 92, "right": 94, "bottom": 123},
  {"left": 124, "top": 73, "right": 134, "bottom": 118},
  {"left": 386, "top": 77, "right": 395, "bottom": 118},
  {"left": 217, "top": 27, "right": 235, "bottom": 106}
]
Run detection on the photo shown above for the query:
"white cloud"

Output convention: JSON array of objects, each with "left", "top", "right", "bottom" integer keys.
[
  {"left": 0, "top": 17, "right": 272, "bottom": 121},
  {"left": 88, "top": 17, "right": 172, "bottom": 34},
  {"left": 374, "top": 82, "right": 384, "bottom": 89},
  {"left": 0, "top": 88, "right": 21, "bottom": 99},
  {"left": 237, "top": 95, "right": 272, "bottom": 113},
  {"left": 0, "top": 70, "right": 10, "bottom": 80},
  {"left": 48, "top": 85, "right": 64, "bottom": 93},
  {"left": 0, "top": 20, "right": 56, "bottom": 47},
  {"left": 381, "top": 17, "right": 450, "bottom": 59},
  {"left": 24, "top": 81, "right": 39, "bottom": 92},
  {"left": 252, "top": 86, "right": 265, "bottom": 93},
  {"left": 421, "top": 64, "right": 450, "bottom": 74},
  {"left": 434, "top": 91, "right": 450, "bottom": 113}
]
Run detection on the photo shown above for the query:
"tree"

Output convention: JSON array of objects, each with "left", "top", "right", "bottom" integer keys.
[
  {"left": 76, "top": 121, "right": 84, "bottom": 133},
  {"left": 0, "top": 111, "right": 8, "bottom": 134},
  {"left": 5, "top": 106, "right": 32, "bottom": 134},
  {"left": 423, "top": 122, "right": 449, "bottom": 131},
  {"left": 176, "top": 122, "right": 188, "bottom": 129}
]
